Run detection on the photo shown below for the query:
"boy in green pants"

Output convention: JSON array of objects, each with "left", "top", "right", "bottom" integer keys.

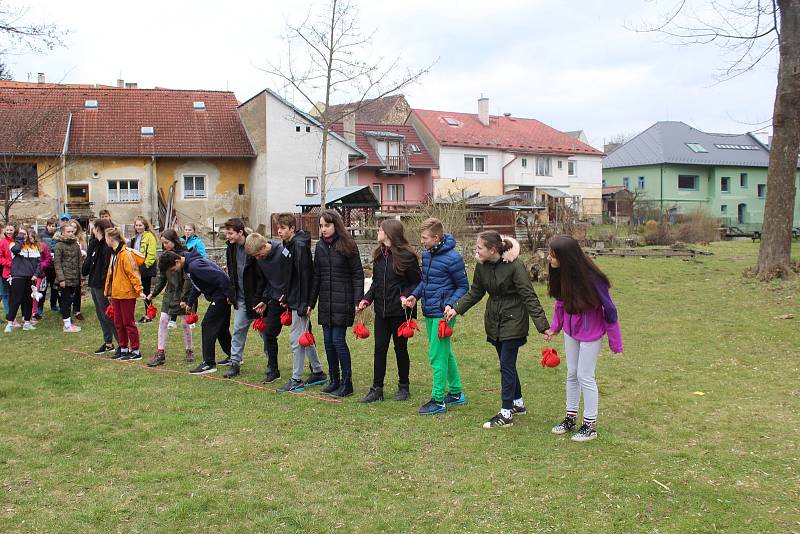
[{"left": 405, "top": 218, "right": 469, "bottom": 415}]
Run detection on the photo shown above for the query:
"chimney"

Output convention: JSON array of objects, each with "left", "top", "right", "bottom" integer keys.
[
  {"left": 37, "top": 73, "right": 45, "bottom": 84},
  {"left": 117, "top": 79, "right": 124, "bottom": 88},
  {"left": 343, "top": 113, "right": 356, "bottom": 145},
  {"left": 478, "top": 96, "right": 489, "bottom": 126}
]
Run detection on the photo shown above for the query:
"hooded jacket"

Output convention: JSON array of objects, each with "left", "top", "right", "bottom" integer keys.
[
  {"left": 280, "top": 230, "right": 314, "bottom": 315},
  {"left": 184, "top": 250, "right": 231, "bottom": 308},
  {"left": 38, "top": 241, "right": 52, "bottom": 271},
  {"left": 82, "top": 237, "right": 113, "bottom": 289},
  {"left": 226, "top": 235, "right": 261, "bottom": 314},
  {"left": 184, "top": 234, "right": 207, "bottom": 256},
  {"left": 132, "top": 231, "right": 158, "bottom": 276},
  {"left": 549, "top": 276, "right": 623, "bottom": 353},
  {"left": 310, "top": 236, "right": 365, "bottom": 327},
  {"left": 10, "top": 239, "right": 42, "bottom": 279},
  {"left": 0, "top": 235, "right": 14, "bottom": 279},
  {"left": 363, "top": 245, "right": 421, "bottom": 319},
  {"left": 53, "top": 233, "right": 83, "bottom": 286},
  {"left": 410, "top": 233, "right": 469, "bottom": 318},
  {"left": 151, "top": 264, "right": 192, "bottom": 315},
  {"left": 255, "top": 239, "right": 286, "bottom": 305},
  {"left": 455, "top": 237, "right": 549, "bottom": 341},
  {"left": 104, "top": 243, "right": 144, "bottom": 300}
]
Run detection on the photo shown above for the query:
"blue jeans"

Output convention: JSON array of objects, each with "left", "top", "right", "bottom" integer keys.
[
  {"left": 0, "top": 277, "right": 9, "bottom": 314},
  {"left": 322, "top": 325, "right": 352, "bottom": 380},
  {"left": 490, "top": 337, "right": 527, "bottom": 410}
]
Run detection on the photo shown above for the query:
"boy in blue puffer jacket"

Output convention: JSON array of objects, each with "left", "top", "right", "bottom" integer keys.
[{"left": 405, "top": 218, "right": 469, "bottom": 415}]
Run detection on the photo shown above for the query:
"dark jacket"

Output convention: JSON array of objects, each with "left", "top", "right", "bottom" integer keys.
[
  {"left": 184, "top": 250, "right": 231, "bottom": 308},
  {"left": 363, "top": 245, "right": 421, "bottom": 318},
  {"left": 82, "top": 237, "right": 113, "bottom": 289},
  {"left": 53, "top": 233, "right": 82, "bottom": 286},
  {"left": 151, "top": 268, "right": 192, "bottom": 316},
  {"left": 255, "top": 239, "right": 286, "bottom": 305},
  {"left": 454, "top": 242, "right": 549, "bottom": 341},
  {"left": 226, "top": 238, "right": 261, "bottom": 316},
  {"left": 280, "top": 231, "right": 314, "bottom": 315},
  {"left": 310, "top": 237, "right": 365, "bottom": 327},
  {"left": 10, "top": 240, "right": 42, "bottom": 279},
  {"left": 411, "top": 234, "right": 469, "bottom": 318}
]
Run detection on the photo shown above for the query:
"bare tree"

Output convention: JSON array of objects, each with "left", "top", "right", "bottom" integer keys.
[
  {"left": 0, "top": 58, "right": 11, "bottom": 80},
  {"left": 262, "top": 0, "right": 434, "bottom": 207},
  {"left": 636, "top": 0, "right": 799, "bottom": 278},
  {"left": 0, "top": 1, "right": 66, "bottom": 53}
]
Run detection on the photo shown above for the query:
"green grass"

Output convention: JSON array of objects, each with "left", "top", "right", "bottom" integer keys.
[{"left": 1, "top": 241, "right": 799, "bottom": 532}]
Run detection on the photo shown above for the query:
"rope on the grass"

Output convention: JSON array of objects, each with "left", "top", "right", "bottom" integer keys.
[{"left": 63, "top": 348, "right": 342, "bottom": 404}]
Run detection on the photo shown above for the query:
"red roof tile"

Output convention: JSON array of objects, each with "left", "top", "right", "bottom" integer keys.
[
  {"left": 331, "top": 122, "right": 437, "bottom": 169},
  {"left": 321, "top": 95, "right": 407, "bottom": 124},
  {"left": 411, "top": 108, "right": 603, "bottom": 156},
  {"left": 0, "top": 108, "right": 70, "bottom": 155},
  {"left": 0, "top": 85, "right": 255, "bottom": 158}
]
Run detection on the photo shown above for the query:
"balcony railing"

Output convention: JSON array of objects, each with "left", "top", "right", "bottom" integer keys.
[
  {"left": 382, "top": 155, "right": 410, "bottom": 174},
  {"left": 64, "top": 201, "right": 95, "bottom": 216}
]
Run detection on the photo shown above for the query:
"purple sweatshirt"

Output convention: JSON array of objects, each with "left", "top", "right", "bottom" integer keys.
[{"left": 550, "top": 278, "right": 623, "bottom": 353}]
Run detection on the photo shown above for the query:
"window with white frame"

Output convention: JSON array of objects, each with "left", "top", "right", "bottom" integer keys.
[
  {"left": 183, "top": 175, "right": 207, "bottom": 199},
  {"left": 464, "top": 155, "right": 486, "bottom": 173},
  {"left": 567, "top": 160, "right": 576, "bottom": 176},
  {"left": 387, "top": 184, "right": 405, "bottom": 202},
  {"left": 305, "top": 176, "right": 318, "bottom": 195},
  {"left": 536, "top": 157, "right": 552, "bottom": 176},
  {"left": 371, "top": 183, "right": 382, "bottom": 201},
  {"left": 107, "top": 180, "right": 140, "bottom": 203}
]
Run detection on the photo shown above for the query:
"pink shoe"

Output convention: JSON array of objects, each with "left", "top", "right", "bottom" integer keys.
[{"left": 63, "top": 324, "right": 82, "bottom": 333}]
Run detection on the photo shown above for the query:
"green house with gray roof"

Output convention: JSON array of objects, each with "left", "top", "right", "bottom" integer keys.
[{"left": 602, "top": 121, "right": 800, "bottom": 229}]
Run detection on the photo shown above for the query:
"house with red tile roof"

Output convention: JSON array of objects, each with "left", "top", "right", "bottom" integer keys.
[
  {"left": 0, "top": 79, "right": 254, "bottom": 229},
  {"left": 329, "top": 118, "right": 436, "bottom": 211},
  {"left": 408, "top": 97, "right": 605, "bottom": 220}
]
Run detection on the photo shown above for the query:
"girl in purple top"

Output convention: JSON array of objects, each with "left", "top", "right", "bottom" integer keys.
[{"left": 544, "top": 236, "right": 623, "bottom": 442}]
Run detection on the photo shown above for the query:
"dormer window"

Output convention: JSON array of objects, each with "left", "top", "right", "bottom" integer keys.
[
  {"left": 141, "top": 126, "right": 155, "bottom": 136},
  {"left": 444, "top": 117, "right": 460, "bottom": 127},
  {"left": 193, "top": 101, "right": 206, "bottom": 110},
  {"left": 84, "top": 100, "right": 98, "bottom": 109}
]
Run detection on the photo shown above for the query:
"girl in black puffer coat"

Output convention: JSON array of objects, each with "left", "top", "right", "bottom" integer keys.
[
  {"left": 357, "top": 219, "right": 421, "bottom": 403},
  {"left": 310, "top": 210, "right": 364, "bottom": 398}
]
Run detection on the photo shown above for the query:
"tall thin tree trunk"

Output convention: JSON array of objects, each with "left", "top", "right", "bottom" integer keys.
[
  {"left": 320, "top": 127, "right": 329, "bottom": 208},
  {"left": 757, "top": 0, "right": 800, "bottom": 278}
]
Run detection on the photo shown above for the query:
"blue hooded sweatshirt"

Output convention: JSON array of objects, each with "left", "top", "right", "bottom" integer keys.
[{"left": 411, "top": 233, "right": 469, "bottom": 318}]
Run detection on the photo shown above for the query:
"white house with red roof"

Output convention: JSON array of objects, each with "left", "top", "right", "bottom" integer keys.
[
  {"left": 0, "top": 80, "right": 255, "bottom": 228},
  {"left": 330, "top": 117, "right": 437, "bottom": 211},
  {"left": 408, "top": 97, "right": 604, "bottom": 219}
]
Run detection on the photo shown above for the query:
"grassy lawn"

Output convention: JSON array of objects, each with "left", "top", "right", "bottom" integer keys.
[{"left": 1, "top": 241, "right": 798, "bottom": 533}]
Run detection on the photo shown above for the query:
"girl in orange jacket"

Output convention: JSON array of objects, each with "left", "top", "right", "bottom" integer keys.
[{"left": 104, "top": 227, "right": 145, "bottom": 361}]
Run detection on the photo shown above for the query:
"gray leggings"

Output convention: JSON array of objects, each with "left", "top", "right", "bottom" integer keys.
[
  {"left": 564, "top": 333, "right": 602, "bottom": 421},
  {"left": 90, "top": 287, "right": 118, "bottom": 344},
  {"left": 290, "top": 310, "right": 323, "bottom": 380}
]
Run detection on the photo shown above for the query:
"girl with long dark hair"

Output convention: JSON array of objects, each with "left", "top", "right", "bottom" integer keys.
[
  {"left": 544, "top": 235, "right": 623, "bottom": 442},
  {"left": 357, "top": 219, "right": 421, "bottom": 403},
  {"left": 310, "top": 209, "right": 364, "bottom": 398}
]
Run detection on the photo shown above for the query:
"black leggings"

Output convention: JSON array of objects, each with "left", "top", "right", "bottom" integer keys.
[
  {"left": 140, "top": 275, "right": 153, "bottom": 315},
  {"left": 6, "top": 277, "right": 33, "bottom": 322},
  {"left": 372, "top": 315, "right": 411, "bottom": 388},
  {"left": 60, "top": 285, "right": 80, "bottom": 320}
]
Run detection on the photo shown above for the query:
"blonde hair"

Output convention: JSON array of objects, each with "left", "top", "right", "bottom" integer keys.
[
  {"left": 105, "top": 227, "right": 127, "bottom": 245},
  {"left": 245, "top": 232, "right": 269, "bottom": 255},
  {"left": 419, "top": 217, "right": 444, "bottom": 238}
]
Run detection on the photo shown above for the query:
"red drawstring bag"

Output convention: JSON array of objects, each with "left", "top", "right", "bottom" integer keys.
[
  {"left": 437, "top": 319, "right": 453, "bottom": 340},
  {"left": 105, "top": 304, "right": 114, "bottom": 319},
  {"left": 280, "top": 309, "right": 292, "bottom": 326},
  {"left": 299, "top": 316, "right": 315, "bottom": 347},
  {"left": 353, "top": 322, "right": 370, "bottom": 339},
  {"left": 185, "top": 311, "right": 199, "bottom": 325},
  {"left": 146, "top": 304, "right": 158, "bottom": 320},
  {"left": 397, "top": 319, "right": 419, "bottom": 338},
  {"left": 541, "top": 347, "right": 561, "bottom": 368},
  {"left": 252, "top": 317, "right": 266, "bottom": 332}
]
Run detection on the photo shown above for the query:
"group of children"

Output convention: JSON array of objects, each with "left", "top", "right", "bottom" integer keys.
[{"left": 2, "top": 209, "right": 623, "bottom": 439}]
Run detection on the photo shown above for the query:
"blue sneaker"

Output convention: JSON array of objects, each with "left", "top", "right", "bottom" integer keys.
[
  {"left": 277, "top": 379, "right": 305, "bottom": 393},
  {"left": 444, "top": 392, "right": 466, "bottom": 406},
  {"left": 418, "top": 398, "right": 447, "bottom": 415},
  {"left": 304, "top": 371, "right": 327, "bottom": 386}
]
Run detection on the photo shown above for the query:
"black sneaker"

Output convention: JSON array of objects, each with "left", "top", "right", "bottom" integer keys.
[
  {"left": 190, "top": 363, "right": 217, "bottom": 375},
  {"left": 94, "top": 343, "right": 114, "bottom": 355},
  {"left": 443, "top": 392, "right": 466, "bottom": 406},
  {"left": 320, "top": 379, "right": 340, "bottom": 394},
  {"left": 483, "top": 412, "right": 513, "bottom": 429},
  {"left": 418, "top": 399, "right": 446, "bottom": 415},
  {"left": 262, "top": 369, "right": 280, "bottom": 384},
  {"left": 551, "top": 415, "right": 577, "bottom": 435},
  {"left": 218, "top": 357, "right": 233, "bottom": 366},
  {"left": 112, "top": 348, "right": 125, "bottom": 360},
  {"left": 571, "top": 422, "right": 597, "bottom": 442},
  {"left": 359, "top": 386, "right": 384, "bottom": 403},
  {"left": 147, "top": 350, "right": 166, "bottom": 367},
  {"left": 223, "top": 363, "right": 240, "bottom": 379},
  {"left": 305, "top": 371, "right": 327, "bottom": 386},
  {"left": 511, "top": 405, "right": 527, "bottom": 416},
  {"left": 277, "top": 378, "right": 305, "bottom": 393},
  {"left": 137, "top": 316, "right": 152, "bottom": 324},
  {"left": 120, "top": 351, "right": 142, "bottom": 361}
]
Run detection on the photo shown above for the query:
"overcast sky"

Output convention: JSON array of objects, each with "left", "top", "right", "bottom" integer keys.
[{"left": 4, "top": 0, "right": 778, "bottom": 149}]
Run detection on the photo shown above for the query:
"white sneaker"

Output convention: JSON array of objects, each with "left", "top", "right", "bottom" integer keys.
[
  {"left": 63, "top": 325, "right": 82, "bottom": 333},
  {"left": 167, "top": 321, "right": 177, "bottom": 329},
  {"left": 4, "top": 323, "right": 13, "bottom": 333},
  {"left": 571, "top": 422, "right": 597, "bottom": 442},
  {"left": 22, "top": 323, "right": 36, "bottom": 331}
]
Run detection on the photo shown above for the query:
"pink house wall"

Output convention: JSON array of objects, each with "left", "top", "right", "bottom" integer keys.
[{"left": 357, "top": 167, "right": 432, "bottom": 206}]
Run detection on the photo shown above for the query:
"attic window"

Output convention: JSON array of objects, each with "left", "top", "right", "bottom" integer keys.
[
  {"left": 141, "top": 126, "right": 155, "bottom": 136},
  {"left": 408, "top": 143, "right": 421, "bottom": 153},
  {"left": 714, "top": 143, "right": 759, "bottom": 150},
  {"left": 686, "top": 143, "right": 708, "bottom": 153},
  {"left": 444, "top": 117, "right": 460, "bottom": 127},
  {"left": 193, "top": 101, "right": 206, "bottom": 110},
  {"left": 84, "top": 100, "right": 98, "bottom": 109}
]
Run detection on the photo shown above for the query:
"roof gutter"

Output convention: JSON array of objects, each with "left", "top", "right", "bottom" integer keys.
[
  {"left": 58, "top": 112, "right": 72, "bottom": 214},
  {"left": 501, "top": 154, "right": 518, "bottom": 194}
]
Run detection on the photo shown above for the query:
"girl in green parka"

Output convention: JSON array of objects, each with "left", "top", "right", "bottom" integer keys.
[
  {"left": 146, "top": 229, "right": 194, "bottom": 367},
  {"left": 449, "top": 231, "right": 549, "bottom": 429}
]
